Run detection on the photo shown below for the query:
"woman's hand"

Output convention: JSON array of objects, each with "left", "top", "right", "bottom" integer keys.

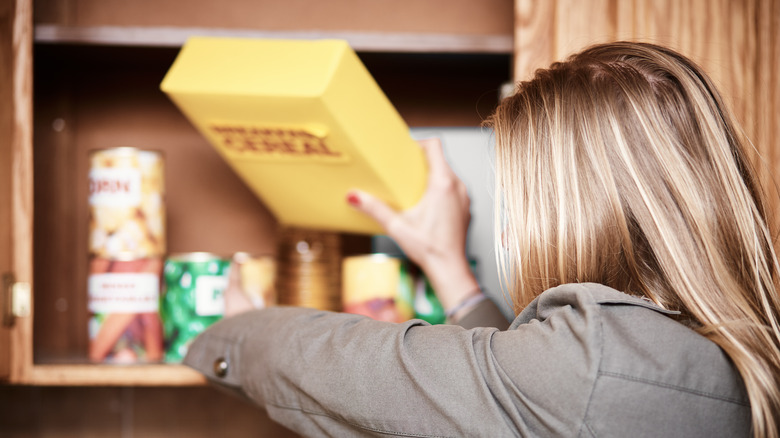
[{"left": 346, "top": 138, "right": 480, "bottom": 311}]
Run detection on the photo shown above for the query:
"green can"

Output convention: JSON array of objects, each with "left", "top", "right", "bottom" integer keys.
[
  {"left": 160, "top": 253, "right": 231, "bottom": 362},
  {"left": 413, "top": 276, "right": 446, "bottom": 325}
]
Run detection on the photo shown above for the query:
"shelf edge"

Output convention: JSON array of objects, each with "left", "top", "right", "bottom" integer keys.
[
  {"left": 33, "top": 24, "right": 513, "bottom": 53},
  {"left": 19, "top": 363, "right": 207, "bottom": 386}
]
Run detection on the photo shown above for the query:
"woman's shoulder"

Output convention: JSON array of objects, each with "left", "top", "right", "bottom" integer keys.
[
  {"left": 500, "top": 282, "right": 750, "bottom": 436},
  {"left": 510, "top": 283, "right": 743, "bottom": 383},
  {"left": 510, "top": 282, "right": 677, "bottom": 327}
]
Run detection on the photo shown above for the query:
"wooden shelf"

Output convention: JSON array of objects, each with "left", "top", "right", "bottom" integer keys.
[
  {"left": 22, "top": 363, "right": 206, "bottom": 386},
  {"left": 34, "top": 24, "right": 513, "bottom": 53}
]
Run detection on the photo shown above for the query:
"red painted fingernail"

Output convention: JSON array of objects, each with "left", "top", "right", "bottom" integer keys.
[{"left": 346, "top": 193, "right": 361, "bottom": 206}]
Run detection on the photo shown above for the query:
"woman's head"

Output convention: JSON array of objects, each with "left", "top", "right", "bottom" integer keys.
[
  {"left": 489, "top": 41, "right": 780, "bottom": 437},
  {"left": 492, "top": 41, "right": 770, "bottom": 314}
]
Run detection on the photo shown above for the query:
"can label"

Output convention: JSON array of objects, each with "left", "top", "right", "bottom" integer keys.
[
  {"left": 89, "top": 167, "right": 142, "bottom": 207},
  {"left": 160, "top": 253, "right": 231, "bottom": 362},
  {"left": 194, "top": 275, "right": 228, "bottom": 316},
  {"left": 88, "top": 148, "right": 165, "bottom": 260},
  {"left": 87, "top": 257, "right": 164, "bottom": 363},
  {"left": 88, "top": 273, "right": 160, "bottom": 313},
  {"left": 342, "top": 254, "right": 447, "bottom": 324},
  {"left": 342, "top": 254, "right": 414, "bottom": 323}
]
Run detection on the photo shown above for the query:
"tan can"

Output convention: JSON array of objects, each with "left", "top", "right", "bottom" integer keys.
[
  {"left": 233, "top": 252, "right": 277, "bottom": 309},
  {"left": 87, "top": 147, "right": 165, "bottom": 363},
  {"left": 276, "top": 228, "right": 342, "bottom": 311},
  {"left": 342, "top": 254, "right": 414, "bottom": 323}
]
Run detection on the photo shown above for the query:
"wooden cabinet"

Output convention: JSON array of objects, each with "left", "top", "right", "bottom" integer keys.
[
  {"left": 1, "top": 1, "right": 778, "bottom": 437},
  {"left": 0, "top": 0, "right": 513, "bottom": 385},
  {"left": 3, "top": 0, "right": 778, "bottom": 388}
]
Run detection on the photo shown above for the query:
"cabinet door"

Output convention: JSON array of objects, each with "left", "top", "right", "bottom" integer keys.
[
  {"left": 0, "top": 0, "right": 33, "bottom": 382},
  {"left": 0, "top": 2, "right": 11, "bottom": 379}
]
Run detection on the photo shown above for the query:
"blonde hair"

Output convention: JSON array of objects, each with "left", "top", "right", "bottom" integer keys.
[{"left": 489, "top": 41, "right": 780, "bottom": 438}]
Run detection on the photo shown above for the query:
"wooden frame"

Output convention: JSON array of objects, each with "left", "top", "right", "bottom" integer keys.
[{"left": 1, "top": 0, "right": 33, "bottom": 384}]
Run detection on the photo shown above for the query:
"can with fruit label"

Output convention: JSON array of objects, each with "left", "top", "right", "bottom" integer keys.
[{"left": 87, "top": 147, "right": 165, "bottom": 363}]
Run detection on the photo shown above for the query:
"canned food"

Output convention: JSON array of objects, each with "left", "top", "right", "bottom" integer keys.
[
  {"left": 342, "top": 255, "right": 447, "bottom": 324},
  {"left": 342, "top": 254, "right": 414, "bottom": 322},
  {"left": 88, "top": 147, "right": 165, "bottom": 260},
  {"left": 87, "top": 257, "right": 164, "bottom": 363},
  {"left": 277, "top": 228, "right": 342, "bottom": 311},
  {"left": 160, "top": 253, "right": 231, "bottom": 362},
  {"left": 87, "top": 147, "right": 166, "bottom": 363},
  {"left": 233, "top": 252, "right": 277, "bottom": 308},
  {"left": 412, "top": 274, "right": 446, "bottom": 325}
]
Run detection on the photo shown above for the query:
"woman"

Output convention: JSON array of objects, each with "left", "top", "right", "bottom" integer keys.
[{"left": 186, "top": 42, "right": 780, "bottom": 437}]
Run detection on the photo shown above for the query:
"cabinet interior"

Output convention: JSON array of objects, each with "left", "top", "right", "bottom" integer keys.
[{"left": 31, "top": 43, "right": 511, "bottom": 364}]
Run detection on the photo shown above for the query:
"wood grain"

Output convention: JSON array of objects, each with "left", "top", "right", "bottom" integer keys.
[
  {"left": 513, "top": 0, "right": 555, "bottom": 81},
  {"left": 0, "top": 386, "right": 301, "bottom": 438},
  {"left": 0, "top": 0, "right": 16, "bottom": 382},
  {"left": 0, "top": 0, "right": 33, "bottom": 383},
  {"left": 26, "top": 364, "right": 205, "bottom": 386},
  {"left": 33, "top": 0, "right": 514, "bottom": 37}
]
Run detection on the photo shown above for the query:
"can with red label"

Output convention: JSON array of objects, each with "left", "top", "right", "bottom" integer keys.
[{"left": 87, "top": 148, "right": 165, "bottom": 363}]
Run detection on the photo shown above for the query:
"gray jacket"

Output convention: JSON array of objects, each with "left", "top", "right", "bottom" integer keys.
[{"left": 184, "top": 282, "right": 750, "bottom": 437}]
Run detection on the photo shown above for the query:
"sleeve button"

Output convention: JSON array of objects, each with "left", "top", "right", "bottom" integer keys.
[{"left": 213, "top": 358, "right": 229, "bottom": 378}]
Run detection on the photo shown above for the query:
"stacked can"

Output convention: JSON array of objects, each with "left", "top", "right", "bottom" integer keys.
[
  {"left": 87, "top": 147, "right": 165, "bottom": 363},
  {"left": 277, "top": 228, "right": 342, "bottom": 311},
  {"left": 160, "top": 253, "right": 230, "bottom": 362}
]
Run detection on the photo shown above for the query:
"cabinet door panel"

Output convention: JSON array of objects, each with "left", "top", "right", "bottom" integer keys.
[
  {"left": 0, "top": 0, "right": 13, "bottom": 381},
  {"left": 0, "top": 0, "right": 33, "bottom": 382}
]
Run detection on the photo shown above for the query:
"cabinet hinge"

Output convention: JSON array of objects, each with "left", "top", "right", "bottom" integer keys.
[{"left": 2, "top": 273, "right": 31, "bottom": 327}]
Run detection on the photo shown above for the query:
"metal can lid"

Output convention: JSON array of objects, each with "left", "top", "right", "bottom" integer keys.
[
  {"left": 91, "top": 253, "right": 163, "bottom": 262},
  {"left": 343, "top": 253, "right": 401, "bottom": 263},
  {"left": 89, "top": 146, "right": 162, "bottom": 154},
  {"left": 233, "top": 251, "right": 274, "bottom": 263},
  {"left": 167, "top": 252, "right": 227, "bottom": 263}
]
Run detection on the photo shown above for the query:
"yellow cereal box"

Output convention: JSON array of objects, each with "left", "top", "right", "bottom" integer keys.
[{"left": 160, "top": 37, "right": 427, "bottom": 234}]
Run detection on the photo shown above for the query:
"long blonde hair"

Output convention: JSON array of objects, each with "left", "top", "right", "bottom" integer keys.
[{"left": 489, "top": 41, "right": 780, "bottom": 438}]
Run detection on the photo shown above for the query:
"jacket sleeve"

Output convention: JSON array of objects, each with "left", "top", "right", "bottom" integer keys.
[{"left": 184, "top": 299, "right": 600, "bottom": 437}]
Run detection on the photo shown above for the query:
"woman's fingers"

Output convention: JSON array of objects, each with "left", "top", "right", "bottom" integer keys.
[
  {"left": 418, "top": 138, "right": 449, "bottom": 178},
  {"left": 346, "top": 189, "right": 400, "bottom": 232}
]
